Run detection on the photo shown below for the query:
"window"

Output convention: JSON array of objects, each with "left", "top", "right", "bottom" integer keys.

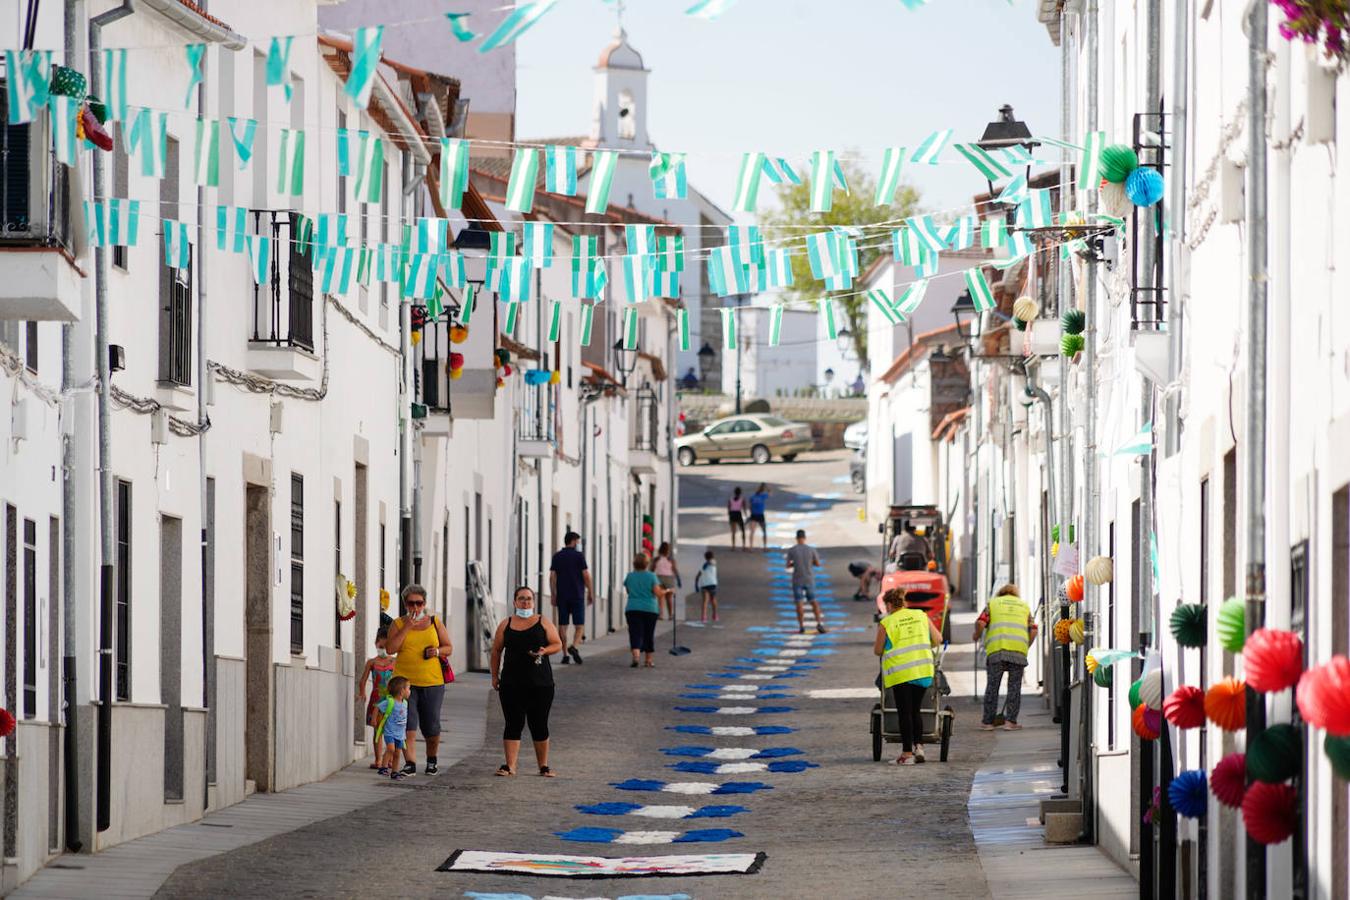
[
  {"left": 115, "top": 480, "right": 132, "bottom": 701},
  {"left": 1, "top": 81, "right": 32, "bottom": 231},
  {"left": 334, "top": 499, "right": 342, "bottom": 649},
  {"left": 1291, "top": 540, "right": 1311, "bottom": 900},
  {"left": 617, "top": 90, "right": 636, "bottom": 140},
  {"left": 760, "top": 416, "right": 789, "bottom": 427},
  {"left": 733, "top": 420, "right": 761, "bottom": 433},
  {"left": 112, "top": 143, "right": 129, "bottom": 269},
  {"left": 157, "top": 137, "right": 192, "bottom": 385},
  {"left": 24, "top": 321, "right": 37, "bottom": 372},
  {"left": 1223, "top": 450, "right": 1237, "bottom": 600},
  {"left": 379, "top": 522, "right": 386, "bottom": 594},
  {"left": 22, "top": 517, "right": 36, "bottom": 718},
  {"left": 379, "top": 157, "right": 391, "bottom": 314},
  {"left": 290, "top": 473, "right": 304, "bottom": 654},
  {"left": 337, "top": 110, "right": 347, "bottom": 216},
  {"left": 706, "top": 421, "right": 736, "bottom": 435}
]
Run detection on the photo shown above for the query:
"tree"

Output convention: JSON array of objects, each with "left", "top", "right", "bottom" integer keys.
[{"left": 760, "top": 157, "right": 921, "bottom": 365}]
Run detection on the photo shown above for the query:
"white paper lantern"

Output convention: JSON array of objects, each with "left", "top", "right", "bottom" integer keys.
[
  {"left": 1100, "top": 179, "right": 1132, "bottom": 220},
  {"left": 1012, "top": 296, "right": 1039, "bottom": 322},
  {"left": 1085, "top": 555, "right": 1114, "bottom": 585},
  {"left": 1140, "top": 668, "right": 1164, "bottom": 710}
]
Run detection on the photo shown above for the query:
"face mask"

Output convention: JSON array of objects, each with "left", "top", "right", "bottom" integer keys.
[{"left": 514, "top": 605, "right": 534, "bottom": 617}]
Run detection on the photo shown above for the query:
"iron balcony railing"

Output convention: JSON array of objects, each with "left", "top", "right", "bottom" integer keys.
[
  {"left": 0, "top": 84, "right": 71, "bottom": 248},
  {"left": 418, "top": 313, "right": 452, "bottom": 413},
  {"left": 251, "top": 211, "right": 314, "bottom": 351},
  {"left": 632, "top": 386, "right": 660, "bottom": 453},
  {"left": 517, "top": 364, "right": 556, "bottom": 443}
]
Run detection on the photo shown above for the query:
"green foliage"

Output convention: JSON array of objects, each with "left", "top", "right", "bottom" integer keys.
[{"left": 759, "top": 157, "right": 921, "bottom": 363}]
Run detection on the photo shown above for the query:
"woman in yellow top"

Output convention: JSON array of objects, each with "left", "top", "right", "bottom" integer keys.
[
  {"left": 385, "top": 584, "right": 453, "bottom": 776},
  {"left": 873, "top": 588, "right": 943, "bottom": 765}
]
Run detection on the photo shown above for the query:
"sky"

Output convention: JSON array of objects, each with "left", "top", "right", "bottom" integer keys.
[{"left": 516, "top": 0, "right": 1061, "bottom": 220}]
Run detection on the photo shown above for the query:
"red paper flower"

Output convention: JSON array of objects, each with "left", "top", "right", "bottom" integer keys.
[
  {"left": 0, "top": 708, "right": 13, "bottom": 739},
  {"left": 1210, "top": 752, "right": 1247, "bottom": 808},
  {"left": 1066, "top": 574, "right": 1084, "bottom": 603},
  {"left": 1243, "top": 628, "right": 1305, "bottom": 693},
  {"left": 1296, "top": 655, "right": 1350, "bottom": 737},
  {"left": 1205, "top": 677, "right": 1247, "bottom": 731},
  {"left": 1163, "top": 685, "right": 1206, "bottom": 729},
  {"left": 1242, "top": 782, "right": 1298, "bottom": 845},
  {"left": 1132, "top": 704, "right": 1159, "bottom": 741}
]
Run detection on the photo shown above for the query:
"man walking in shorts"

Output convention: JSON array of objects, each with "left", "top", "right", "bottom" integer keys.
[
  {"left": 549, "top": 531, "right": 593, "bottom": 664},
  {"left": 785, "top": 529, "right": 827, "bottom": 634}
]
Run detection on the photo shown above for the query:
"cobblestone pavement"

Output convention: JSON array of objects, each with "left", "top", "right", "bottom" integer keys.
[{"left": 158, "top": 452, "right": 1000, "bottom": 899}]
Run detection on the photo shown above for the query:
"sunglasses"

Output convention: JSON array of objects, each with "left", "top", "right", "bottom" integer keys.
[{"left": 405, "top": 599, "right": 426, "bottom": 607}]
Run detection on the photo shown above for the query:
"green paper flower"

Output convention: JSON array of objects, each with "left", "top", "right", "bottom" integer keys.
[
  {"left": 1061, "top": 308, "right": 1086, "bottom": 335},
  {"left": 1128, "top": 678, "right": 1143, "bottom": 709},
  {"left": 1100, "top": 144, "right": 1140, "bottom": 184},
  {"left": 1247, "top": 724, "right": 1303, "bottom": 784},
  {"left": 1094, "top": 665, "right": 1113, "bottom": 688},
  {"left": 1169, "top": 603, "right": 1208, "bottom": 648},
  {"left": 1216, "top": 598, "right": 1246, "bottom": 653},
  {"left": 1326, "top": 734, "right": 1350, "bottom": 782},
  {"left": 1013, "top": 316, "right": 1028, "bottom": 332},
  {"left": 1061, "top": 333, "right": 1086, "bottom": 356}
]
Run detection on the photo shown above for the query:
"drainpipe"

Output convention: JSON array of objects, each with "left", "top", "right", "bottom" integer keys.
[
  {"left": 194, "top": 5, "right": 210, "bottom": 814},
  {"left": 1166, "top": 0, "right": 1189, "bottom": 458},
  {"left": 398, "top": 152, "right": 416, "bottom": 591},
  {"left": 1244, "top": 1, "right": 1269, "bottom": 896},
  {"left": 89, "top": 0, "right": 135, "bottom": 836},
  {"left": 61, "top": 0, "right": 82, "bottom": 852}
]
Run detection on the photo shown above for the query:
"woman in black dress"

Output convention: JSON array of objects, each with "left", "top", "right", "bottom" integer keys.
[{"left": 490, "top": 586, "right": 563, "bottom": 776}]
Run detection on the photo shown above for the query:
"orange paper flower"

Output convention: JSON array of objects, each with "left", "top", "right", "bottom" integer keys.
[
  {"left": 1205, "top": 677, "right": 1247, "bottom": 731},
  {"left": 1066, "top": 574, "right": 1084, "bottom": 603}
]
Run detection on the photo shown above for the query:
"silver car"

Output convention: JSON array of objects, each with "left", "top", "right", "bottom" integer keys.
[{"left": 675, "top": 414, "right": 813, "bottom": 466}]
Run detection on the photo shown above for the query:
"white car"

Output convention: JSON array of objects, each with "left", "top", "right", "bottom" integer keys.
[{"left": 843, "top": 420, "right": 868, "bottom": 451}]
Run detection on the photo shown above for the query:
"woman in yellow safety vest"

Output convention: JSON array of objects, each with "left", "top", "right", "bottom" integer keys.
[
  {"left": 972, "top": 583, "right": 1037, "bottom": 731},
  {"left": 873, "top": 588, "right": 943, "bottom": 765}
]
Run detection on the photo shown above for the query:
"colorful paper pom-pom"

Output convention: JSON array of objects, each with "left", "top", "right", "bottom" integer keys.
[
  {"left": 1069, "top": 619, "right": 1085, "bottom": 646},
  {"left": 1163, "top": 685, "right": 1206, "bottom": 729},
  {"left": 1094, "top": 665, "right": 1113, "bottom": 689},
  {"left": 1247, "top": 724, "right": 1302, "bottom": 784},
  {"left": 1132, "top": 704, "right": 1160, "bottom": 741},
  {"left": 1125, "top": 167, "right": 1166, "bottom": 207},
  {"left": 1242, "top": 782, "right": 1298, "bottom": 845},
  {"left": 1084, "top": 653, "right": 1099, "bottom": 675},
  {"left": 1012, "top": 297, "right": 1039, "bottom": 321},
  {"left": 1085, "top": 556, "right": 1114, "bottom": 585},
  {"left": 1205, "top": 677, "right": 1247, "bottom": 731},
  {"left": 1100, "top": 144, "right": 1140, "bottom": 183},
  {"left": 1296, "top": 655, "right": 1350, "bottom": 737},
  {"left": 1211, "top": 752, "right": 1248, "bottom": 808},
  {"left": 1139, "top": 669, "right": 1164, "bottom": 710},
  {"left": 1060, "top": 308, "right": 1086, "bottom": 335},
  {"left": 1169, "top": 603, "right": 1207, "bottom": 648},
  {"left": 1061, "top": 333, "right": 1086, "bottom": 357},
  {"left": 1216, "top": 598, "right": 1247, "bottom": 653},
  {"left": 1053, "top": 619, "right": 1074, "bottom": 645},
  {"left": 1128, "top": 678, "right": 1143, "bottom": 710},
  {"left": 1168, "top": 770, "right": 1208, "bottom": 819},
  {"left": 1325, "top": 734, "right": 1350, "bottom": 782},
  {"left": 1243, "top": 628, "right": 1304, "bottom": 693},
  {"left": 1066, "top": 574, "right": 1084, "bottom": 603},
  {"left": 0, "top": 708, "right": 13, "bottom": 739}
]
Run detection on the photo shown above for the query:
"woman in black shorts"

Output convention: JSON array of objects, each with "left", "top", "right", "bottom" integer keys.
[
  {"left": 490, "top": 586, "right": 563, "bottom": 776},
  {"left": 727, "top": 486, "right": 747, "bottom": 550}
]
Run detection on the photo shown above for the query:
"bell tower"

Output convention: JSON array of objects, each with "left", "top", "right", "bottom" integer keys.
[{"left": 590, "top": 28, "right": 650, "bottom": 149}]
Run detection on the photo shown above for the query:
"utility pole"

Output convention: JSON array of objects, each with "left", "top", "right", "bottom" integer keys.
[{"left": 734, "top": 295, "right": 744, "bottom": 414}]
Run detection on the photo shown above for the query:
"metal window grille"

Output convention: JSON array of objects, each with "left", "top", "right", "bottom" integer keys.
[
  {"left": 22, "top": 517, "right": 36, "bottom": 717},
  {"left": 159, "top": 254, "right": 193, "bottom": 385},
  {"left": 251, "top": 211, "right": 315, "bottom": 350},
  {"left": 115, "top": 480, "right": 132, "bottom": 701},
  {"left": 632, "top": 386, "right": 659, "bottom": 451},
  {"left": 1129, "top": 108, "right": 1169, "bottom": 331},
  {"left": 290, "top": 473, "right": 304, "bottom": 654},
  {"left": 0, "top": 78, "right": 68, "bottom": 246}
]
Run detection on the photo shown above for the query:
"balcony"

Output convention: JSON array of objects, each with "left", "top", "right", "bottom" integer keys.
[
  {"left": 629, "top": 386, "right": 660, "bottom": 475},
  {"left": 0, "top": 103, "right": 81, "bottom": 321},
  {"left": 248, "top": 211, "right": 319, "bottom": 380},
  {"left": 515, "top": 380, "right": 555, "bottom": 459},
  {"left": 417, "top": 314, "right": 453, "bottom": 436}
]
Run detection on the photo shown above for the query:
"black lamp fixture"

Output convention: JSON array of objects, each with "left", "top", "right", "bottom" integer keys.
[
  {"left": 452, "top": 226, "right": 493, "bottom": 251},
  {"left": 696, "top": 341, "right": 716, "bottom": 388},
  {"left": 951, "top": 289, "right": 979, "bottom": 344},
  {"left": 613, "top": 337, "right": 637, "bottom": 386},
  {"left": 835, "top": 325, "right": 853, "bottom": 356},
  {"left": 976, "top": 104, "right": 1037, "bottom": 220}
]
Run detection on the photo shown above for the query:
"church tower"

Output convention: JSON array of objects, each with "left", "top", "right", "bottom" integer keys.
[{"left": 590, "top": 29, "right": 651, "bottom": 149}]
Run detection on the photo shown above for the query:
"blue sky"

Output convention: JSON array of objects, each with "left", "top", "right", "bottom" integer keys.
[{"left": 516, "top": 0, "right": 1061, "bottom": 218}]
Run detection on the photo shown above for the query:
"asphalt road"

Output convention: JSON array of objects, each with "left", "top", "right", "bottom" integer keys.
[{"left": 157, "top": 449, "right": 998, "bottom": 899}]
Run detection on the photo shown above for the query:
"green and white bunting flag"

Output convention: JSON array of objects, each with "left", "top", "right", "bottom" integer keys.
[
  {"left": 162, "top": 220, "right": 192, "bottom": 270},
  {"left": 571, "top": 235, "right": 604, "bottom": 299},
  {"left": 1114, "top": 422, "right": 1153, "bottom": 457},
  {"left": 315, "top": 246, "right": 357, "bottom": 295},
  {"left": 620, "top": 254, "right": 651, "bottom": 303},
  {"left": 677, "top": 307, "right": 690, "bottom": 351},
  {"left": 578, "top": 301, "right": 594, "bottom": 346},
  {"left": 370, "top": 245, "right": 403, "bottom": 283},
  {"left": 980, "top": 217, "right": 1007, "bottom": 249},
  {"left": 875, "top": 146, "right": 907, "bottom": 206},
  {"left": 1078, "top": 130, "right": 1106, "bottom": 190},
  {"left": 707, "top": 245, "right": 748, "bottom": 297},
  {"left": 49, "top": 95, "right": 78, "bottom": 164},
  {"left": 905, "top": 215, "right": 946, "bottom": 253},
  {"left": 4, "top": 51, "right": 51, "bottom": 124},
  {"left": 868, "top": 289, "right": 900, "bottom": 325},
  {"left": 768, "top": 304, "right": 784, "bottom": 346},
  {"left": 953, "top": 143, "right": 1013, "bottom": 181},
  {"left": 766, "top": 248, "right": 793, "bottom": 288},
  {"left": 686, "top": 0, "right": 738, "bottom": 18},
  {"left": 545, "top": 144, "right": 579, "bottom": 196},
  {"left": 732, "top": 152, "right": 766, "bottom": 213},
  {"left": 891, "top": 227, "right": 919, "bottom": 266},
  {"left": 1006, "top": 230, "right": 1034, "bottom": 261},
  {"left": 726, "top": 225, "right": 763, "bottom": 269},
  {"left": 439, "top": 138, "right": 470, "bottom": 210},
  {"left": 277, "top": 128, "right": 305, "bottom": 197},
  {"left": 184, "top": 44, "right": 205, "bottom": 108},
  {"left": 653, "top": 268, "right": 680, "bottom": 299},
  {"left": 503, "top": 301, "right": 521, "bottom": 336},
  {"left": 965, "top": 267, "right": 996, "bottom": 312},
  {"left": 410, "top": 217, "right": 449, "bottom": 254},
  {"left": 523, "top": 221, "right": 554, "bottom": 268},
  {"left": 805, "top": 231, "right": 842, "bottom": 284},
  {"left": 911, "top": 128, "right": 952, "bottom": 165},
  {"left": 822, "top": 299, "right": 839, "bottom": 340},
  {"left": 315, "top": 213, "right": 349, "bottom": 249},
  {"left": 487, "top": 230, "right": 515, "bottom": 272},
  {"left": 440, "top": 252, "right": 466, "bottom": 287},
  {"left": 344, "top": 26, "right": 384, "bottom": 109},
  {"left": 762, "top": 156, "right": 801, "bottom": 185},
  {"left": 622, "top": 305, "right": 639, "bottom": 349},
  {"left": 245, "top": 235, "right": 270, "bottom": 285},
  {"left": 478, "top": 0, "right": 559, "bottom": 52},
  {"left": 657, "top": 235, "right": 684, "bottom": 273},
  {"left": 215, "top": 205, "right": 248, "bottom": 253},
  {"left": 356, "top": 248, "right": 372, "bottom": 286},
  {"left": 266, "top": 36, "right": 294, "bottom": 102},
  {"left": 126, "top": 107, "right": 167, "bottom": 177},
  {"left": 354, "top": 132, "right": 384, "bottom": 204},
  {"left": 426, "top": 288, "right": 445, "bottom": 322},
  {"left": 626, "top": 224, "right": 656, "bottom": 258},
  {"left": 445, "top": 12, "right": 476, "bottom": 41},
  {"left": 548, "top": 300, "right": 563, "bottom": 342},
  {"left": 585, "top": 150, "right": 618, "bottom": 214},
  {"left": 916, "top": 247, "right": 939, "bottom": 279},
  {"left": 402, "top": 253, "right": 440, "bottom": 299},
  {"left": 996, "top": 173, "right": 1028, "bottom": 206},
  {"left": 101, "top": 49, "right": 128, "bottom": 122},
  {"left": 193, "top": 118, "right": 220, "bottom": 187},
  {"left": 1036, "top": 135, "right": 1083, "bottom": 154},
  {"left": 809, "top": 150, "right": 836, "bottom": 212},
  {"left": 896, "top": 279, "right": 928, "bottom": 317},
  {"left": 84, "top": 199, "right": 141, "bottom": 248},
  {"left": 505, "top": 148, "right": 540, "bottom": 213},
  {"left": 998, "top": 145, "right": 1034, "bottom": 167},
  {"left": 720, "top": 307, "right": 736, "bottom": 350},
  {"left": 650, "top": 151, "right": 687, "bottom": 199},
  {"left": 1017, "top": 188, "right": 1054, "bottom": 229},
  {"left": 459, "top": 284, "right": 477, "bottom": 323},
  {"left": 227, "top": 117, "right": 257, "bottom": 170},
  {"left": 949, "top": 215, "right": 976, "bottom": 250},
  {"left": 497, "top": 258, "right": 533, "bottom": 303}
]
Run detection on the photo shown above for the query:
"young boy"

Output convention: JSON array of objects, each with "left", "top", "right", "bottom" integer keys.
[
  {"left": 356, "top": 627, "right": 396, "bottom": 767},
  {"left": 785, "top": 529, "right": 827, "bottom": 634},
  {"left": 696, "top": 550, "right": 719, "bottom": 623},
  {"left": 374, "top": 676, "right": 411, "bottom": 779}
]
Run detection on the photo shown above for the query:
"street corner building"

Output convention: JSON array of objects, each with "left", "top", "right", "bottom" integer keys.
[{"left": 0, "top": 2, "right": 678, "bottom": 891}]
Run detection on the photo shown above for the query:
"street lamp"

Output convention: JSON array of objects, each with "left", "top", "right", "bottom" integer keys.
[
  {"left": 612, "top": 338, "right": 637, "bottom": 387},
  {"left": 951, "top": 289, "right": 979, "bottom": 344},
  {"left": 976, "top": 104, "right": 1037, "bottom": 222},
  {"left": 696, "top": 342, "right": 716, "bottom": 390}
]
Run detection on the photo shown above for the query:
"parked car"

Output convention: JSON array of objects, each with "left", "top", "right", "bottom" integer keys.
[
  {"left": 850, "top": 449, "right": 865, "bottom": 494},
  {"left": 843, "top": 420, "right": 868, "bottom": 451},
  {"left": 675, "top": 414, "right": 812, "bottom": 466}
]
